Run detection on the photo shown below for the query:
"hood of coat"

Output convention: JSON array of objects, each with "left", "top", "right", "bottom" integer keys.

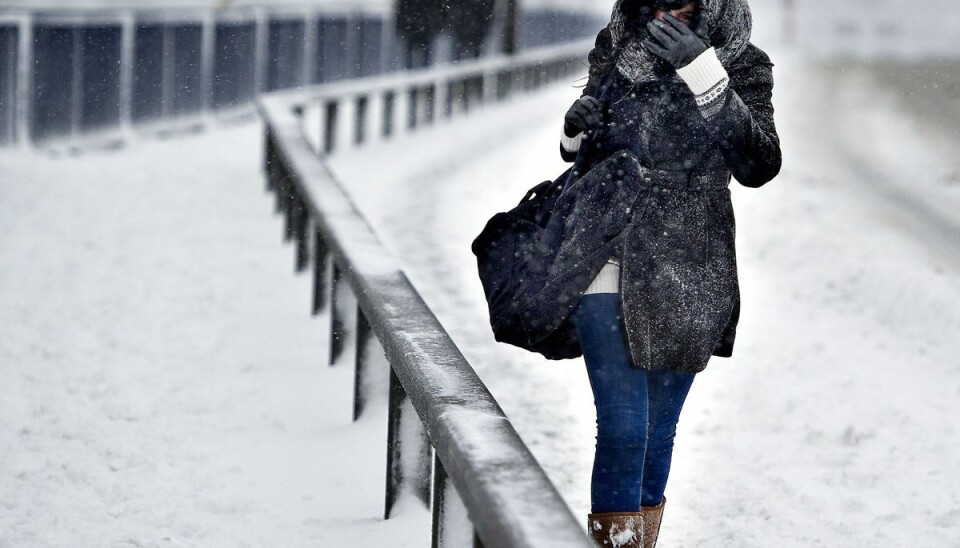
[{"left": 607, "top": 0, "right": 753, "bottom": 83}]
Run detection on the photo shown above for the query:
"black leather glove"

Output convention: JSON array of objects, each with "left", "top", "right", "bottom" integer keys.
[
  {"left": 564, "top": 96, "right": 601, "bottom": 137},
  {"left": 642, "top": 13, "right": 710, "bottom": 69}
]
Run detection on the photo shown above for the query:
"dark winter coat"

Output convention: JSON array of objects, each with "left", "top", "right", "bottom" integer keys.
[{"left": 529, "top": 4, "right": 781, "bottom": 374}]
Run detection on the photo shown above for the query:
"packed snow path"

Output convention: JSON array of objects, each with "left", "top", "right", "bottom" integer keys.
[{"left": 3, "top": 58, "right": 960, "bottom": 547}]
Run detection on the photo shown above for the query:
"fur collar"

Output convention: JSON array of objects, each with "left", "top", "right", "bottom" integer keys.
[{"left": 608, "top": 0, "right": 753, "bottom": 83}]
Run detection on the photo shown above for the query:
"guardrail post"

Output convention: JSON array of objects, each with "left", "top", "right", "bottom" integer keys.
[
  {"left": 353, "top": 307, "right": 371, "bottom": 420},
  {"left": 444, "top": 80, "right": 457, "bottom": 118},
  {"left": 432, "top": 453, "right": 485, "bottom": 548},
  {"left": 463, "top": 78, "right": 473, "bottom": 114},
  {"left": 118, "top": 12, "right": 135, "bottom": 128},
  {"left": 265, "top": 130, "right": 277, "bottom": 191},
  {"left": 422, "top": 85, "right": 434, "bottom": 126},
  {"left": 312, "top": 229, "right": 329, "bottom": 313},
  {"left": 0, "top": 21, "right": 18, "bottom": 145},
  {"left": 281, "top": 175, "right": 294, "bottom": 242},
  {"left": 354, "top": 95, "right": 368, "bottom": 145},
  {"left": 15, "top": 14, "right": 31, "bottom": 146},
  {"left": 461, "top": 78, "right": 471, "bottom": 113},
  {"left": 406, "top": 86, "right": 418, "bottom": 130},
  {"left": 303, "top": 11, "right": 318, "bottom": 85},
  {"left": 293, "top": 196, "right": 309, "bottom": 272},
  {"left": 395, "top": 86, "right": 411, "bottom": 132},
  {"left": 323, "top": 99, "right": 338, "bottom": 154},
  {"left": 253, "top": 8, "right": 269, "bottom": 95},
  {"left": 423, "top": 84, "right": 434, "bottom": 125},
  {"left": 329, "top": 264, "right": 347, "bottom": 365},
  {"left": 274, "top": 160, "right": 289, "bottom": 222},
  {"left": 381, "top": 90, "right": 395, "bottom": 138},
  {"left": 199, "top": 12, "right": 215, "bottom": 113},
  {"left": 384, "top": 366, "right": 432, "bottom": 519}
]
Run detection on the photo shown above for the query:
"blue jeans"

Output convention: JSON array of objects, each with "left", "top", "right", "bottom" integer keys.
[{"left": 572, "top": 293, "right": 696, "bottom": 512}]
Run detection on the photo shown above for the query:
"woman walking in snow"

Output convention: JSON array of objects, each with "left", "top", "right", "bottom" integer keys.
[{"left": 557, "top": 0, "right": 781, "bottom": 545}]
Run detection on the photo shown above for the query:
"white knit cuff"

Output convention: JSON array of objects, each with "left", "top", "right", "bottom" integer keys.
[
  {"left": 676, "top": 47, "right": 728, "bottom": 95},
  {"left": 560, "top": 125, "right": 584, "bottom": 153}
]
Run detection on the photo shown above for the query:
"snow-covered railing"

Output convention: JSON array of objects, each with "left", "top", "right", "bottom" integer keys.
[
  {"left": 0, "top": 4, "right": 602, "bottom": 147},
  {"left": 258, "top": 40, "right": 596, "bottom": 548},
  {"left": 266, "top": 40, "right": 593, "bottom": 156}
]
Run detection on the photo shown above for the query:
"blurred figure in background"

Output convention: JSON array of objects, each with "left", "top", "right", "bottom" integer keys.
[
  {"left": 446, "top": 0, "right": 496, "bottom": 60},
  {"left": 395, "top": 0, "right": 447, "bottom": 68}
]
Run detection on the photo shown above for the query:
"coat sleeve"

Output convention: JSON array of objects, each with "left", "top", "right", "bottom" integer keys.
[
  {"left": 702, "top": 45, "right": 782, "bottom": 188},
  {"left": 561, "top": 25, "right": 614, "bottom": 163}
]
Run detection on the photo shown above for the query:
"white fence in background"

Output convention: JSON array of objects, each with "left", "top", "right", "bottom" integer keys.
[{"left": 0, "top": 5, "right": 603, "bottom": 147}]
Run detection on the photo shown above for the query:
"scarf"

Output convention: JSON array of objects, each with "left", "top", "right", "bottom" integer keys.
[{"left": 608, "top": 0, "right": 754, "bottom": 84}]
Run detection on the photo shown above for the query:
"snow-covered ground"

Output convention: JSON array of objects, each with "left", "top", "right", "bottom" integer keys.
[
  {"left": 0, "top": 121, "right": 430, "bottom": 547},
  {"left": 3, "top": 23, "right": 960, "bottom": 548}
]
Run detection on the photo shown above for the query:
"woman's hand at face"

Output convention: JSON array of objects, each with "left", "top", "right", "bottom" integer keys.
[
  {"left": 642, "top": 13, "right": 711, "bottom": 69},
  {"left": 564, "top": 96, "right": 602, "bottom": 137}
]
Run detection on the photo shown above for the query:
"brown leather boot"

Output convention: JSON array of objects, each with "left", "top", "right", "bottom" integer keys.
[
  {"left": 639, "top": 496, "right": 666, "bottom": 548},
  {"left": 586, "top": 511, "right": 643, "bottom": 547}
]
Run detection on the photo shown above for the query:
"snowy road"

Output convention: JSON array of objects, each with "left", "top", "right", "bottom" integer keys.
[{"left": 3, "top": 49, "right": 960, "bottom": 548}]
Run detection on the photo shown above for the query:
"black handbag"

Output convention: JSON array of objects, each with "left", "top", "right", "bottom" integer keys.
[
  {"left": 470, "top": 67, "right": 625, "bottom": 359},
  {"left": 470, "top": 166, "right": 582, "bottom": 359}
]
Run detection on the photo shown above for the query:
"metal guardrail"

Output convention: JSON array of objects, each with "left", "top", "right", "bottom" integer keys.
[
  {"left": 259, "top": 39, "right": 597, "bottom": 548},
  {"left": 0, "top": 6, "right": 390, "bottom": 146},
  {"left": 0, "top": 5, "right": 602, "bottom": 147}
]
